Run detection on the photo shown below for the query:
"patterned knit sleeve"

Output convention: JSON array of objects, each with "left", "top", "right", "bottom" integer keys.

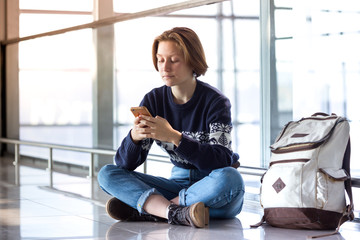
[{"left": 174, "top": 96, "right": 239, "bottom": 172}]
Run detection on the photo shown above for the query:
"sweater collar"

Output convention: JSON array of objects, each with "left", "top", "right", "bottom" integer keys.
[{"left": 167, "top": 79, "right": 201, "bottom": 109}]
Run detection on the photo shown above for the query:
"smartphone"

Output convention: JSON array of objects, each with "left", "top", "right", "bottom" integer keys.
[{"left": 130, "top": 106, "right": 153, "bottom": 117}]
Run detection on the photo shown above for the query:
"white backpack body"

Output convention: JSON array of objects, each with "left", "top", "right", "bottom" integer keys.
[{"left": 254, "top": 113, "right": 354, "bottom": 237}]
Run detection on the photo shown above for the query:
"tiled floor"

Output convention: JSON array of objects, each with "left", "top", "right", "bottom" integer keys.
[{"left": 0, "top": 155, "right": 359, "bottom": 240}]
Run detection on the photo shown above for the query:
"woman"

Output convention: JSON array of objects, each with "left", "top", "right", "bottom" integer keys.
[{"left": 98, "top": 27, "right": 244, "bottom": 228}]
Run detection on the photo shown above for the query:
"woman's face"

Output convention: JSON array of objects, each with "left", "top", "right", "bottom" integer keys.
[{"left": 156, "top": 40, "right": 193, "bottom": 87}]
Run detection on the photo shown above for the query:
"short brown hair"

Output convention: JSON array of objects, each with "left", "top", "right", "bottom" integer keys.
[{"left": 152, "top": 27, "right": 208, "bottom": 77}]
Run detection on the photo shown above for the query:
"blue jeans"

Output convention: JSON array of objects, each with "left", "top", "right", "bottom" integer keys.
[{"left": 97, "top": 165, "right": 245, "bottom": 219}]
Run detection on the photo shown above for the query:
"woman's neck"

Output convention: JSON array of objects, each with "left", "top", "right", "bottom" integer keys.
[{"left": 171, "top": 77, "right": 197, "bottom": 105}]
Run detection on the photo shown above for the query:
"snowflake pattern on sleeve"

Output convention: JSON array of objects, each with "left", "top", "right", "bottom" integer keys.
[
  {"left": 141, "top": 138, "right": 152, "bottom": 151},
  {"left": 155, "top": 140, "right": 191, "bottom": 165},
  {"left": 182, "top": 123, "right": 233, "bottom": 150},
  {"left": 209, "top": 123, "right": 233, "bottom": 150},
  {"left": 147, "top": 123, "right": 233, "bottom": 166}
]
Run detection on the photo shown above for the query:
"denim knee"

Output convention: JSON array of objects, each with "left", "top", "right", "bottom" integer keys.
[
  {"left": 211, "top": 167, "right": 245, "bottom": 192},
  {"left": 98, "top": 164, "right": 114, "bottom": 184},
  {"left": 97, "top": 164, "right": 126, "bottom": 191}
]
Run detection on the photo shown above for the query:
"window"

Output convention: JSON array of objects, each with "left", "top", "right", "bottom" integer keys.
[
  {"left": 19, "top": 1, "right": 93, "bottom": 165},
  {"left": 272, "top": 0, "right": 360, "bottom": 178}
]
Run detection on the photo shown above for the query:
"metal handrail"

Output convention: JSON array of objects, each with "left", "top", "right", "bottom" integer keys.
[
  {"left": 0, "top": 137, "right": 267, "bottom": 185},
  {"left": 0, "top": 137, "right": 115, "bottom": 179},
  {"left": 0, "top": 137, "right": 116, "bottom": 155},
  {"left": 0, "top": 137, "right": 170, "bottom": 186}
]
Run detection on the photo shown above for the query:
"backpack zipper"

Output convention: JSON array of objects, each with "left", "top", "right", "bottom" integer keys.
[
  {"left": 271, "top": 141, "right": 323, "bottom": 154},
  {"left": 270, "top": 158, "right": 310, "bottom": 167}
]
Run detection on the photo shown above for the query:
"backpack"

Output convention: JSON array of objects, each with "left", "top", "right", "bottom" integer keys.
[{"left": 252, "top": 113, "right": 354, "bottom": 238}]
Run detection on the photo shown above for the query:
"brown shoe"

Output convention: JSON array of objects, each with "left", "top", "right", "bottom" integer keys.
[
  {"left": 167, "top": 202, "right": 209, "bottom": 228},
  {"left": 106, "top": 197, "right": 166, "bottom": 222}
]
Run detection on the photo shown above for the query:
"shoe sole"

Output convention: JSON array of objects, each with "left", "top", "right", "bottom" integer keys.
[
  {"left": 189, "top": 202, "right": 208, "bottom": 228},
  {"left": 205, "top": 207, "right": 209, "bottom": 225}
]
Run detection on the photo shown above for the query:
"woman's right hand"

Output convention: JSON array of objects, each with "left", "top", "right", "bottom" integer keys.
[{"left": 130, "top": 116, "right": 151, "bottom": 144}]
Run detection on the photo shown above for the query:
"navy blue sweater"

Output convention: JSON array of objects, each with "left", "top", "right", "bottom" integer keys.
[{"left": 115, "top": 80, "right": 239, "bottom": 174}]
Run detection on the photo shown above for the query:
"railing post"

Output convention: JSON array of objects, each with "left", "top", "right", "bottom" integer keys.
[
  {"left": 47, "top": 148, "right": 53, "bottom": 187},
  {"left": 89, "top": 153, "right": 95, "bottom": 200},
  {"left": 47, "top": 147, "right": 53, "bottom": 171},
  {"left": 143, "top": 159, "right": 147, "bottom": 174},
  {"left": 88, "top": 153, "right": 94, "bottom": 178},
  {"left": 13, "top": 143, "right": 20, "bottom": 186}
]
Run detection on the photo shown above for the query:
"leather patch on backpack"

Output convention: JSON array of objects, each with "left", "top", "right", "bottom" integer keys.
[{"left": 272, "top": 177, "right": 286, "bottom": 193}]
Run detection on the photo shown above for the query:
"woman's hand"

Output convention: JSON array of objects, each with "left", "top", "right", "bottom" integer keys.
[
  {"left": 130, "top": 116, "right": 150, "bottom": 144},
  {"left": 131, "top": 115, "right": 182, "bottom": 146}
]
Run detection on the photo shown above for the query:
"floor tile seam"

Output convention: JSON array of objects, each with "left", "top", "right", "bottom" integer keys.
[
  {"left": 23, "top": 195, "right": 114, "bottom": 225},
  {"left": 106, "top": 222, "right": 169, "bottom": 236},
  {"left": 24, "top": 198, "right": 87, "bottom": 217},
  {"left": 37, "top": 186, "right": 106, "bottom": 207},
  {"left": 12, "top": 202, "right": 114, "bottom": 228}
]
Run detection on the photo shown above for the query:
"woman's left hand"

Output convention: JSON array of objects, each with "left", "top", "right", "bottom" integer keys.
[{"left": 138, "top": 115, "right": 182, "bottom": 146}]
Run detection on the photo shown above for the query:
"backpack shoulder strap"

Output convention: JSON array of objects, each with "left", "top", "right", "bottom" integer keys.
[
  {"left": 342, "top": 138, "right": 354, "bottom": 223},
  {"left": 250, "top": 215, "right": 265, "bottom": 228}
]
